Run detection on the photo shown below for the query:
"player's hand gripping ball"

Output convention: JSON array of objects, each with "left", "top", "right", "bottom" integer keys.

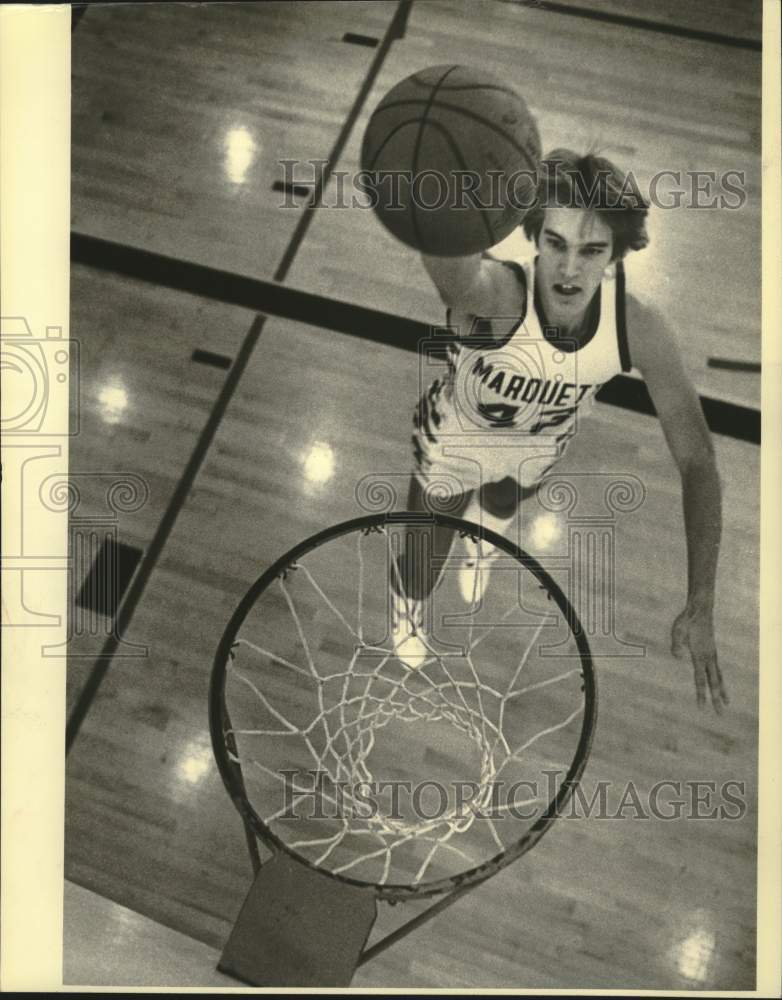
[{"left": 361, "top": 64, "right": 542, "bottom": 256}]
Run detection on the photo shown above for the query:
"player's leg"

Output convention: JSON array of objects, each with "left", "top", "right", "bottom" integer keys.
[
  {"left": 397, "top": 472, "right": 472, "bottom": 597},
  {"left": 458, "top": 477, "right": 523, "bottom": 603},
  {"left": 457, "top": 453, "right": 556, "bottom": 604},
  {"left": 399, "top": 400, "right": 478, "bottom": 601},
  {"left": 390, "top": 473, "right": 472, "bottom": 667},
  {"left": 481, "top": 475, "right": 537, "bottom": 516}
]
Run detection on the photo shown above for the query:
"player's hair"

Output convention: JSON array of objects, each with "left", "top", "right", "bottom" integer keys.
[{"left": 521, "top": 148, "right": 650, "bottom": 259}]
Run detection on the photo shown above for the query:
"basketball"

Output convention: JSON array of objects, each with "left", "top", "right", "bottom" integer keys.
[{"left": 361, "top": 64, "right": 541, "bottom": 256}]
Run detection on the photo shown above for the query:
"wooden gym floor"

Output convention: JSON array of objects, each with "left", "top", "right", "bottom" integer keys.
[{"left": 64, "top": 0, "right": 762, "bottom": 989}]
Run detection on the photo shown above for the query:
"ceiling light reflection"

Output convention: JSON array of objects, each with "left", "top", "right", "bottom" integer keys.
[
  {"left": 177, "top": 741, "right": 212, "bottom": 786},
  {"left": 97, "top": 382, "right": 128, "bottom": 425},
  {"left": 223, "top": 126, "right": 257, "bottom": 185},
  {"left": 676, "top": 926, "right": 715, "bottom": 983},
  {"left": 302, "top": 441, "right": 335, "bottom": 485},
  {"left": 529, "top": 511, "right": 562, "bottom": 551}
]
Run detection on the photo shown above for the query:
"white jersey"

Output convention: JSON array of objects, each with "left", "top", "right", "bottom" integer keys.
[{"left": 412, "top": 255, "right": 632, "bottom": 491}]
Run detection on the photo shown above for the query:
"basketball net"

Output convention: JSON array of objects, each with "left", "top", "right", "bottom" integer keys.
[{"left": 223, "top": 521, "right": 587, "bottom": 894}]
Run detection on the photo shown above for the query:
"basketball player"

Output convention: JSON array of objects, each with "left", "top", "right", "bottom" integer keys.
[{"left": 392, "top": 150, "right": 727, "bottom": 715}]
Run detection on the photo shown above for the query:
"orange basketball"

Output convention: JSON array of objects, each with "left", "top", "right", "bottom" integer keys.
[{"left": 361, "top": 64, "right": 541, "bottom": 256}]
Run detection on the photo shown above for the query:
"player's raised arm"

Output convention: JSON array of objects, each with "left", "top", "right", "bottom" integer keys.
[
  {"left": 627, "top": 296, "right": 727, "bottom": 714},
  {"left": 421, "top": 253, "right": 524, "bottom": 323}
]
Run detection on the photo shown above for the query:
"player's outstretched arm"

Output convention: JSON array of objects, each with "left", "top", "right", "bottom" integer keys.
[
  {"left": 627, "top": 297, "right": 728, "bottom": 714},
  {"left": 421, "top": 253, "right": 523, "bottom": 323}
]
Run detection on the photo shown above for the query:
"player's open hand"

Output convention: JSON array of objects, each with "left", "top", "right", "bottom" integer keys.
[{"left": 671, "top": 606, "right": 728, "bottom": 714}]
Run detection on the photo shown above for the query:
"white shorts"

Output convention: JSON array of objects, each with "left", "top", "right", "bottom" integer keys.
[{"left": 412, "top": 385, "right": 570, "bottom": 497}]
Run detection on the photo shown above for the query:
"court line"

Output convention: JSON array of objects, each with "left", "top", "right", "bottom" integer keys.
[
  {"left": 502, "top": 0, "right": 761, "bottom": 51},
  {"left": 192, "top": 348, "right": 233, "bottom": 370},
  {"left": 65, "top": 3, "right": 410, "bottom": 754},
  {"left": 342, "top": 32, "right": 380, "bottom": 48},
  {"left": 65, "top": 315, "right": 265, "bottom": 753},
  {"left": 708, "top": 357, "right": 761, "bottom": 373},
  {"left": 272, "top": 0, "right": 412, "bottom": 282},
  {"left": 71, "top": 233, "right": 760, "bottom": 445}
]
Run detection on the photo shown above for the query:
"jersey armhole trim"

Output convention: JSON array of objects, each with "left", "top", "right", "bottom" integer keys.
[
  {"left": 616, "top": 261, "right": 632, "bottom": 372},
  {"left": 447, "top": 256, "right": 528, "bottom": 347},
  {"left": 483, "top": 253, "right": 528, "bottom": 324},
  {"left": 478, "top": 254, "right": 528, "bottom": 348}
]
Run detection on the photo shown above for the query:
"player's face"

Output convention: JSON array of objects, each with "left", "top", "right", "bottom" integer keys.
[{"left": 535, "top": 208, "right": 614, "bottom": 330}]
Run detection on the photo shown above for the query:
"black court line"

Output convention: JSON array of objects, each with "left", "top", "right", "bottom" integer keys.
[
  {"left": 595, "top": 379, "right": 759, "bottom": 444},
  {"left": 71, "top": 233, "right": 760, "bottom": 445},
  {"left": 66, "top": 4, "right": 409, "bottom": 751},
  {"left": 273, "top": 0, "right": 412, "bottom": 282},
  {"left": 343, "top": 32, "right": 379, "bottom": 48},
  {"left": 72, "top": 232, "right": 426, "bottom": 348},
  {"left": 394, "top": 0, "right": 412, "bottom": 39},
  {"left": 65, "top": 316, "right": 264, "bottom": 753},
  {"left": 192, "top": 347, "right": 233, "bottom": 370},
  {"left": 272, "top": 180, "right": 313, "bottom": 201},
  {"left": 503, "top": 0, "right": 761, "bottom": 51},
  {"left": 708, "top": 357, "right": 761, "bottom": 373},
  {"left": 76, "top": 538, "right": 143, "bottom": 618}
]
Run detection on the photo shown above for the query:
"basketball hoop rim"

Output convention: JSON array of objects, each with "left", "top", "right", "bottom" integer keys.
[{"left": 209, "top": 510, "right": 597, "bottom": 901}]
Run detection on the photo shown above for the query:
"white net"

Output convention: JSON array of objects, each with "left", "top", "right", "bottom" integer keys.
[{"left": 222, "top": 522, "right": 589, "bottom": 893}]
